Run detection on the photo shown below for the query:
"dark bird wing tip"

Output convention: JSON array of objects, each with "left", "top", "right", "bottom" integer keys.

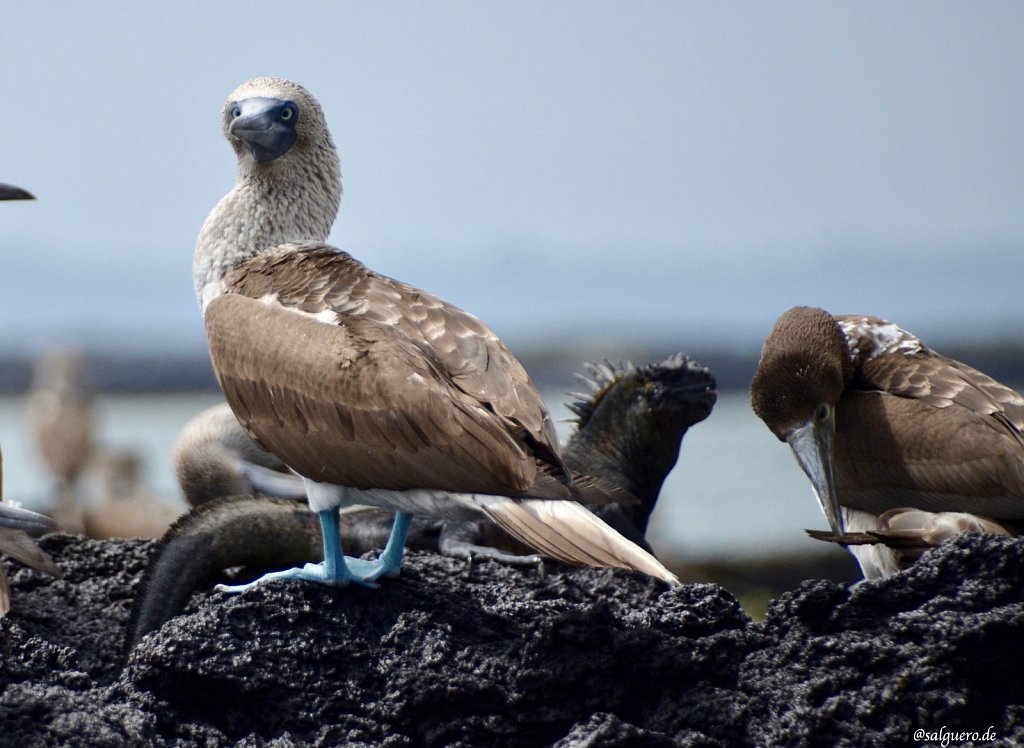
[{"left": 0, "top": 184, "right": 35, "bottom": 201}]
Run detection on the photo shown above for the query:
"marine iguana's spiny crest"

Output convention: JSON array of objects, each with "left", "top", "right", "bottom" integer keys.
[{"left": 566, "top": 354, "right": 715, "bottom": 428}]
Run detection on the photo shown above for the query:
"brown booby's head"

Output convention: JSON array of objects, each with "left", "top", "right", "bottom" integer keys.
[
  {"left": 222, "top": 77, "right": 333, "bottom": 166},
  {"left": 751, "top": 306, "right": 853, "bottom": 535}
]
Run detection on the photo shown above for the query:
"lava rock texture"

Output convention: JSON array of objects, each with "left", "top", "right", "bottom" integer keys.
[{"left": 1, "top": 532, "right": 1022, "bottom": 746}]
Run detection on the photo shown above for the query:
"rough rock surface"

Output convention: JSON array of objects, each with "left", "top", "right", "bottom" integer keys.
[{"left": 1, "top": 532, "right": 1022, "bottom": 746}]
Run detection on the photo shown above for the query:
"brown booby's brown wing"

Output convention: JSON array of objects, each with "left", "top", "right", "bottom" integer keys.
[
  {"left": 858, "top": 345, "right": 1024, "bottom": 437},
  {"left": 833, "top": 343, "right": 1024, "bottom": 519},
  {"left": 205, "top": 244, "right": 577, "bottom": 499}
]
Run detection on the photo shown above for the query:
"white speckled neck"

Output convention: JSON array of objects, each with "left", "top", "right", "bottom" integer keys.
[{"left": 193, "top": 86, "right": 342, "bottom": 311}]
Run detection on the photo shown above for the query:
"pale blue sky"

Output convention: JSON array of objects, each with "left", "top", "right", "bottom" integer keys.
[{"left": 2, "top": 3, "right": 1022, "bottom": 353}]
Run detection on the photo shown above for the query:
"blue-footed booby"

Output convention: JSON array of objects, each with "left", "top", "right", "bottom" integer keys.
[
  {"left": 751, "top": 306, "right": 1023, "bottom": 579},
  {"left": 169, "top": 355, "right": 715, "bottom": 561},
  {"left": 193, "top": 77, "right": 678, "bottom": 590},
  {"left": 130, "top": 354, "right": 714, "bottom": 644}
]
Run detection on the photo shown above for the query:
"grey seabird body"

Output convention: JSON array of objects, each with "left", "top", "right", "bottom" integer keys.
[
  {"left": 193, "top": 77, "right": 677, "bottom": 588},
  {"left": 751, "top": 306, "right": 1023, "bottom": 578}
]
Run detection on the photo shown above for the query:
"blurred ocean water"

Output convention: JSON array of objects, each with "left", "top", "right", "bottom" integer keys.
[{"left": 0, "top": 390, "right": 824, "bottom": 560}]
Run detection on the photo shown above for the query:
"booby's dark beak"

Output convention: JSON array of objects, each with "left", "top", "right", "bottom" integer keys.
[
  {"left": 786, "top": 406, "right": 845, "bottom": 536},
  {"left": 229, "top": 97, "right": 299, "bottom": 163},
  {"left": 0, "top": 504, "right": 59, "bottom": 537},
  {"left": 0, "top": 184, "right": 34, "bottom": 200}
]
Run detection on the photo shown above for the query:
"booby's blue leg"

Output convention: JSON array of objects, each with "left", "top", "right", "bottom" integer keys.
[
  {"left": 216, "top": 509, "right": 412, "bottom": 594},
  {"left": 343, "top": 511, "right": 412, "bottom": 582},
  {"left": 318, "top": 506, "right": 346, "bottom": 579}
]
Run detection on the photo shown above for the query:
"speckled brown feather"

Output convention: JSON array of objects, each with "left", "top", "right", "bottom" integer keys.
[
  {"left": 221, "top": 243, "right": 558, "bottom": 450},
  {"left": 831, "top": 318, "right": 1024, "bottom": 517},
  {"left": 849, "top": 335, "right": 1024, "bottom": 439},
  {"left": 206, "top": 244, "right": 596, "bottom": 501}
]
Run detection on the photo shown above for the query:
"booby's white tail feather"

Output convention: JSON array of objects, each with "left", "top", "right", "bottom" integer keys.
[{"left": 473, "top": 497, "right": 679, "bottom": 585}]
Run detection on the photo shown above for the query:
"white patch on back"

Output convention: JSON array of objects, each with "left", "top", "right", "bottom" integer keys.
[
  {"left": 838, "top": 317, "right": 923, "bottom": 362},
  {"left": 310, "top": 309, "right": 339, "bottom": 325},
  {"left": 257, "top": 292, "right": 338, "bottom": 326}
]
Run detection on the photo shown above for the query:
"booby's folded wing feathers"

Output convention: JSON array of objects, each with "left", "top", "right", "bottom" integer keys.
[
  {"left": 208, "top": 251, "right": 595, "bottom": 501},
  {"left": 224, "top": 243, "right": 561, "bottom": 452},
  {"left": 830, "top": 315, "right": 1024, "bottom": 519},
  {"left": 834, "top": 391, "right": 1024, "bottom": 519},
  {"left": 863, "top": 350, "right": 1024, "bottom": 423}
]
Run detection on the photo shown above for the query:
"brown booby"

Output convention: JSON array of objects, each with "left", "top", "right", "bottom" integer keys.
[
  {"left": 193, "top": 77, "right": 678, "bottom": 590},
  {"left": 751, "top": 306, "right": 1023, "bottom": 578}
]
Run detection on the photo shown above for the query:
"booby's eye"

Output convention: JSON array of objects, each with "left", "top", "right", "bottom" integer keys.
[
  {"left": 229, "top": 105, "right": 241, "bottom": 119},
  {"left": 814, "top": 403, "right": 830, "bottom": 422},
  {"left": 280, "top": 104, "right": 297, "bottom": 121}
]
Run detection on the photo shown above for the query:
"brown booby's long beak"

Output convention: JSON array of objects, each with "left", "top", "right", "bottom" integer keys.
[{"left": 786, "top": 406, "right": 845, "bottom": 536}]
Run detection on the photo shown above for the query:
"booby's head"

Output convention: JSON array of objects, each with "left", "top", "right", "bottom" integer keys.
[
  {"left": 751, "top": 306, "right": 853, "bottom": 536},
  {"left": 222, "top": 77, "right": 332, "bottom": 168},
  {"left": 222, "top": 77, "right": 331, "bottom": 165},
  {"left": 195, "top": 77, "right": 342, "bottom": 306}
]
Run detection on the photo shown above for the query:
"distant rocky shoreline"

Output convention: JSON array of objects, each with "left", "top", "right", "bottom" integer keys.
[
  {"left": 1, "top": 532, "right": 1022, "bottom": 745},
  {"left": 2, "top": 341, "right": 1023, "bottom": 394}
]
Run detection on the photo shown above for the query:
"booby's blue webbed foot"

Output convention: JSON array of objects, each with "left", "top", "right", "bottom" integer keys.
[
  {"left": 216, "top": 560, "right": 365, "bottom": 592},
  {"left": 216, "top": 509, "right": 412, "bottom": 594}
]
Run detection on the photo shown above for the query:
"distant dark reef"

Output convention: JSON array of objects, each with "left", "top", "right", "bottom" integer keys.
[{"left": 2, "top": 339, "right": 1022, "bottom": 394}]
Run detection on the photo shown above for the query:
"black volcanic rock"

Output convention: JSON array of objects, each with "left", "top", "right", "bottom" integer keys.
[{"left": 1, "top": 533, "right": 1022, "bottom": 746}]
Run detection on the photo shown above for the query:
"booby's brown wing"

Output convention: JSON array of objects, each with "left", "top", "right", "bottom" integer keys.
[
  {"left": 858, "top": 346, "right": 1024, "bottom": 438},
  {"left": 834, "top": 345, "right": 1024, "bottom": 518},
  {"left": 227, "top": 244, "right": 560, "bottom": 449},
  {"left": 205, "top": 244, "right": 578, "bottom": 498}
]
